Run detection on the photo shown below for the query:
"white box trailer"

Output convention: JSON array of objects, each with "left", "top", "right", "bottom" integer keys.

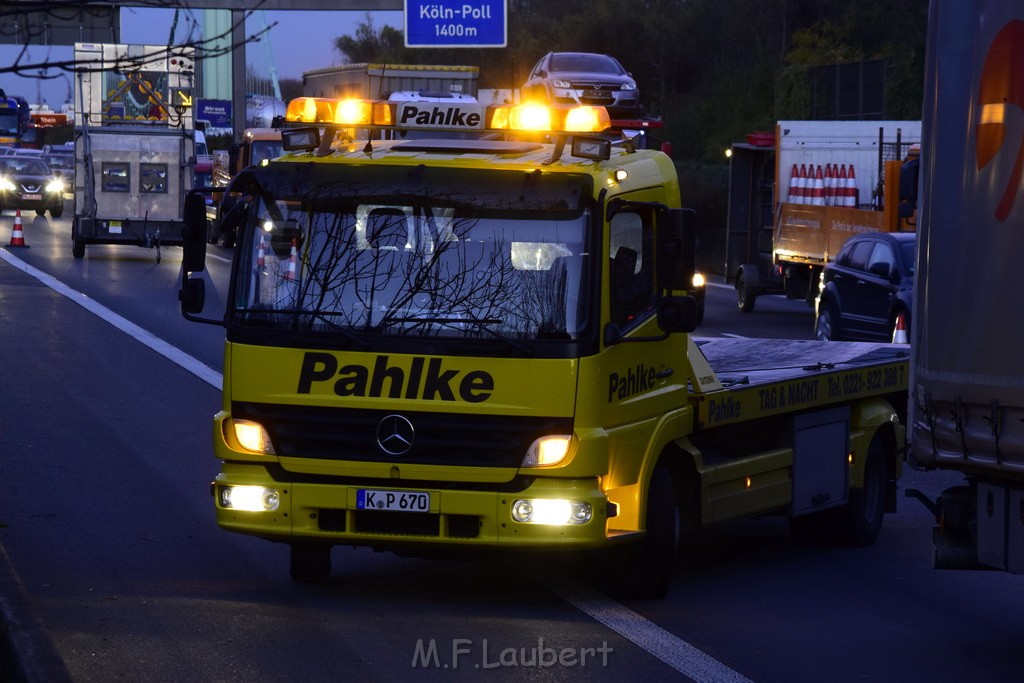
[
  {"left": 726, "top": 120, "right": 921, "bottom": 311},
  {"left": 72, "top": 42, "right": 198, "bottom": 261}
]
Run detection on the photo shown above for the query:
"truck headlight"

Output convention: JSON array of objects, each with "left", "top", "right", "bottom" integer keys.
[
  {"left": 219, "top": 485, "right": 280, "bottom": 511},
  {"left": 231, "top": 419, "right": 276, "bottom": 454},
  {"left": 511, "top": 499, "right": 592, "bottom": 525},
  {"left": 521, "top": 435, "right": 572, "bottom": 467}
]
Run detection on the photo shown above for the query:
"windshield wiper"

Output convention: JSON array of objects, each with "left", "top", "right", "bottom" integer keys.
[
  {"left": 383, "top": 316, "right": 534, "bottom": 356},
  {"left": 235, "top": 308, "right": 368, "bottom": 349}
]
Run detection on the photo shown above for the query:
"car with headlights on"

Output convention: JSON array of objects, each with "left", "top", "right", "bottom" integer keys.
[
  {"left": 814, "top": 231, "right": 916, "bottom": 342},
  {"left": 522, "top": 52, "right": 640, "bottom": 119},
  {"left": 0, "top": 155, "right": 66, "bottom": 218}
]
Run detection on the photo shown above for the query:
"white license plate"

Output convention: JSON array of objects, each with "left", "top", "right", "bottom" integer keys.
[
  {"left": 356, "top": 489, "right": 430, "bottom": 512},
  {"left": 583, "top": 90, "right": 610, "bottom": 98},
  {"left": 21, "top": 194, "right": 41, "bottom": 200}
]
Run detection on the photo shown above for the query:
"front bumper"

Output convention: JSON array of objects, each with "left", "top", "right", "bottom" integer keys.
[
  {"left": 0, "top": 192, "right": 63, "bottom": 211},
  {"left": 213, "top": 462, "right": 612, "bottom": 552}
]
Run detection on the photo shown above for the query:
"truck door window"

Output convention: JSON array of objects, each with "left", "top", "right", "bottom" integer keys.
[{"left": 608, "top": 210, "right": 656, "bottom": 327}]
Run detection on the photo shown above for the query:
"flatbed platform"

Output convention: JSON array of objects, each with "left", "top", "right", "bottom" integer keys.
[{"left": 691, "top": 338, "right": 909, "bottom": 428}]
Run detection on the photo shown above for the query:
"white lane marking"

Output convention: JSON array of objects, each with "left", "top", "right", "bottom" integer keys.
[
  {"left": 2, "top": 247, "right": 750, "bottom": 680},
  {"left": 207, "top": 252, "right": 232, "bottom": 264},
  {"left": 0, "top": 248, "right": 221, "bottom": 389},
  {"left": 551, "top": 581, "right": 752, "bottom": 682},
  {"left": 720, "top": 333, "right": 747, "bottom": 339}
]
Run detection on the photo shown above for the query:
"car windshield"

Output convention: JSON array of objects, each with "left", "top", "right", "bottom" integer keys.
[
  {"left": 250, "top": 140, "right": 283, "bottom": 165},
  {"left": 4, "top": 158, "right": 49, "bottom": 175},
  {"left": 234, "top": 199, "right": 592, "bottom": 343},
  {"left": 43, "top": 154, "right": 73, "bottom": 171},
  {"left": 901, "top": 242, "right": 916, "bottom": 276},
  {"left": 550, "top": 54, "right": 623, "bottom": 74}
]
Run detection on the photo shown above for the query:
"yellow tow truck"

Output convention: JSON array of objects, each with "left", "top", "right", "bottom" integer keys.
[{"left": 178, "top": 96, "right": 908, "bottom": 597}]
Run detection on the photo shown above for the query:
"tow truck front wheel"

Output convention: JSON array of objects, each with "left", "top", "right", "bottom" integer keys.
[
  {"left": 290, "top": 542, "right": 332, "bottom": 583},
  {"left": 610, "top": 464, "right": 679, "bottom": 599}
]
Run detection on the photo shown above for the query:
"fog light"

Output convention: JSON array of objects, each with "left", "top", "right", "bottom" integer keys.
[
  {"left": 220, "top": 485, "right": 280, "bottom": 511},
  {"left": 511, "top": 499, "right": 592, "bottom": 525}
]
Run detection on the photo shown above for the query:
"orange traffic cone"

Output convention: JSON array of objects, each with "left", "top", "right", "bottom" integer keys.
[
  {"left": 8, "top": 209, "right": 28, "bottom": 248},
  {"left": 788, "top": 163, "right": 801, "bottom": 204},
  {"left": 825, "top": 164, "right": 837, "bottom": 206},
  {"left": 845, "top": 164, "right": 858, "bottom": 207},
  {"left": 283, "top": 237, "right": 298, "bottom": 281},
  {"left": 256, "top": 231, "right": 267, "bottom": 268},
  {"left": 892, "top": 312, "right": 908, "bottom": 344},
  {"left": 810, "top": 165, "right": 825, "bottom": 206}
]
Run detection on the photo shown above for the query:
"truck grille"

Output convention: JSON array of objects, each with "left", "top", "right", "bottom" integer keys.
[
  {"left": 316, "top": 508, "right": 480, "bottom": 538},
  {"left": 233, "top": 402, "right": 572, "bottom": 468}
]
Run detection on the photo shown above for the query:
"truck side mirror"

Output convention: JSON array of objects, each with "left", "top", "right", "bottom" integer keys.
[
  {"left": 182, "top": 191, "right": 208, "bottom": 274},
  {"left": 657, "top": 208, "right": 697, "bottom": 291},
  {"left": 657, "top": 295, "right": 698, "bottom": 333},
  {"left": 178, "top": 277, "right": 205, "bottom": 314}
]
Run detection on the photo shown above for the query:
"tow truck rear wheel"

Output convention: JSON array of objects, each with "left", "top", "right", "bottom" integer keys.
[
  {"left": 835, "top": 438, "right": 887, "bottom": 547},
  {"left": 788, "top": 437, "right": 887, "bottom": 547},
  {"left": 289, "top": 542, "right": 331, "bottom": 583}
]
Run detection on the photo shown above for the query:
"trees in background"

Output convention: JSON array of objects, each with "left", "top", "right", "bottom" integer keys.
[{"left": 334, "top": 1, "right": 927, "bottom": 162}]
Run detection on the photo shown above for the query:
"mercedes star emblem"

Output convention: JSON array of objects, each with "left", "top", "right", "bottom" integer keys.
[{"left": 376, "top": 414, "right": 415, "bottom": 455}]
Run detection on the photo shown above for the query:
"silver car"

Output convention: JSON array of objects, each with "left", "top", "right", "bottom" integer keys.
[{"left": 522, "top": 52, "right": 640, "bottom": 119}]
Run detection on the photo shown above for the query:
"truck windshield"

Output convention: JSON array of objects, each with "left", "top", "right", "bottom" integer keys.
[{"left": 233, "top": 197, "right": 593, "bottom": 343}]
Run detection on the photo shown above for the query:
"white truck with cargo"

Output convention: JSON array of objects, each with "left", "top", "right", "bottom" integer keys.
[
  {"left": 905, "top": 0, "right": 1024, "bottom": 573},
  {"left": 72, "top": 42, "right": 198, "bottom": 261},
  {"left": 726, "top": 121, "right": 921, "bottom": 313}
]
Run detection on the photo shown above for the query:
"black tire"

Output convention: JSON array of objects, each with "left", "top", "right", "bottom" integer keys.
[
  {"left": 290, "top": 542, "right": 331, "bottom": 583},
  {"left": 50, "top": 204, "right": 64, "bottom": 219},
  {"left": 613, "top": 464, "right": 679, "bottom": 599},
  {"left": 835, "top": 439, "right": 888, "bottom": 547},
  {"left": 814, "top": 303, "right": 839, "bottom": 341},
  {"left": 72, "top": 238, "right": 85, "bottom": 259},
  {"left": 789, "top": 437, "right": 888, "bottom": 547},
  {"left": 737, "top": 273, "right": 756, "bottom": 312},
  {"left": 36, "top": 209, "right": 45, "bottom": 217}
]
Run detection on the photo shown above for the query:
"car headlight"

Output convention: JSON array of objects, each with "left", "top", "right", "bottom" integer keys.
[
  {"left": 620, "top": 83, "right": 637, "bottom": 91},
  {"left": 46, "top": 178, "right": 65, "bottom": 193},
  {"left": 0, "top": 177, "right": 15, "bottom": 192},
  {"left": 551, "top": 78, "right": 572, "bottom": 89},
  {"left": 521, "top": 434, "right": 572, "bottom": 467},
  {"left": 230, "top": 419, "right": 276, "bottom": 454}
]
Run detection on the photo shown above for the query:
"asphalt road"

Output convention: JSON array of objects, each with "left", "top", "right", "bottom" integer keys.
[{"left": 1, "top": 208, "right": 1022, "bottom": 682}]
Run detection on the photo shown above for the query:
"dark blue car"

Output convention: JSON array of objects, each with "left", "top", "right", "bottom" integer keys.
[{"left": 814, "top": 232, "right": 916, "bottom": 342}]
